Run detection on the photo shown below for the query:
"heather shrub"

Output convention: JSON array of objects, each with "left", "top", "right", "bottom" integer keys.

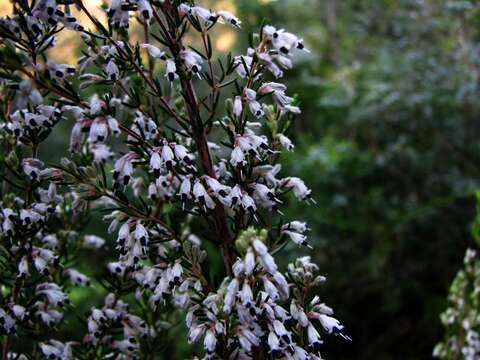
[{"left": 0, "top": 1, "right": 346, "bottom": 358}]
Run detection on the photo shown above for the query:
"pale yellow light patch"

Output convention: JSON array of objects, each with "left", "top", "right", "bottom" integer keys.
[
  {"left": 211, "top": 0, "right": 236, "bottom": 13},
  {"left": 0, "top": 0, "right": 11, "bottom": 17},
  {"left": 215, "top": 30, "right": 236, "bottom": 52}
]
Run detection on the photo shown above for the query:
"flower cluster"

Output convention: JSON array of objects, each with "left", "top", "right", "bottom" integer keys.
[
  {"left": 187, "top": 228, "right": 348, "bottom": 359},
  {"left": 434, "top": 249, "right": 480, "bottom": 360},
  {"left": 83, "top": 293, "right": 151, "bottom": 357},
  {"left": 0, "top": 70, "right": 100, "bottom": 360},
  {"left": 0, "top": 0, "right": 347, "bottom": 358}
]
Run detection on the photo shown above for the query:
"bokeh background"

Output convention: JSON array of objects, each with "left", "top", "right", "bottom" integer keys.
[{"left": 3, "top": 0, "right": 480, "bottom": 358}]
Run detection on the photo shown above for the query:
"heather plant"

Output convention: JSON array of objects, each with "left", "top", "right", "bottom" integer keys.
[
  {"left": 434, "top": 248, "right": 480, "bottom": 360},
  {"left": 434, "top": 193, "right": 480, "bottom": 360},
  {"left": 0, "top": 0, "right": 347, "bottom": 358}
]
